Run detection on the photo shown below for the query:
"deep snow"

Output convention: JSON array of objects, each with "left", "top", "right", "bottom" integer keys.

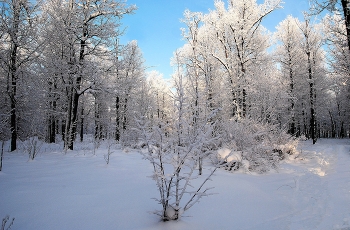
[{"left": 0, "top": 139, "right": 350, "bottom": 230}]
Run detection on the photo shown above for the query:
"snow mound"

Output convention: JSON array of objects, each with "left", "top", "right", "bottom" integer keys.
[{"left": 217, "top": 148, "right": 248, "bottom": 171}]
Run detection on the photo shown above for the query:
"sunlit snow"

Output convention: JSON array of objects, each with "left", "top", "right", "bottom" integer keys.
[{"left": 0, "top": 138, "right": 350, "bottom": 230}]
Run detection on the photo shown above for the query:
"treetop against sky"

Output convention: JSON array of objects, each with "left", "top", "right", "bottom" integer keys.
[{"left": 120, "top": 0, "right": 311, "bottom": 79}]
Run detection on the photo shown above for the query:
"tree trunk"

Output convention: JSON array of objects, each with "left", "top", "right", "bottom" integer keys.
[
  {"left": 242, "top": 88, "right": 247, "bottom": 118},
  {"left": 340, "top": 121, "right": 345, "bottom": 138},
  {"left": 64, "top": 85, "right": 73, "bottom": 150},
  {"left": 64, "top": 20, "right": 86, "bottom": 150},
  {"left": 288, "top": 47, "right": 296, "bottom": 135},
  {"left": 123, "top": 97, "right": 127, "bottom": 131},
  {"left": 115, "top": 96, "right": 120, "bottom": 141},
  {"left": 48, "top": 113, "right": 56, "bottom": 143},
  {"left": 80, "top": 102, "right": 84, "bottom": 142},
  {"left": 70, "top": 91, "right": 80, "bottom": 140},
  {"left": 341, "top": 0, "right": 350, "bottom": 51},
  {"left": 9, "top": 3, "right": 20, "bottom": 152},
  {"left": 0, "top": 141, "right": 4, "bottom": 171},
  {"left": 94, "top": 97, "right": 101, "bottom": 140},
  {"left": 10, "top": 90, "right": 17, "bottom": 152},
  {"left": 47, "top": 81, "right": 57, "bottom": 143},
  {"left": 328, "top": 110, "right": 336, "bottom": 138},
  {"left": 307, "top": 49, "right": 317, "bottom": 144}
]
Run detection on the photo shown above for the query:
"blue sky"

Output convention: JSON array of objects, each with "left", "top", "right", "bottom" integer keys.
[{"left": 120, "top": 0, "right": 311, "bottom": 79}]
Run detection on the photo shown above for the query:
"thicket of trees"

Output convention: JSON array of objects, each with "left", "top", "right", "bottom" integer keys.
[
  {"left": 0, "top": 0, "right": 348, "bottom": 151},
  {"left": 0, "top": 0, "right": 348, "bottom": 150},
  {"left": 171, "top": 0, "right": 349, "bottom": 145},
  {"left": 0, "top": 0, "right": 139, "bottom": 151},
  {"left": 1, "top": 0, "right": 349, "bottom": 221}
]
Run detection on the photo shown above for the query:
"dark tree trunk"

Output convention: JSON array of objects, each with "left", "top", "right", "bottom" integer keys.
[
  {"left": 288, "top": 46, "right": 296, "bottom": 135},
  {"left": 65, "top": 22, "right": 87, "bottom": 150},
  {"left": 115, "top": 96, "right": 120, "bottom": 141},
  {"left": 61, "top": 120, "right": 66, "bottom": 142},
  {"left": 341, "top": 0, "right": 350, "bottom": 51},
  {"left": 242, "top": 88, "right": 246, "bottom": 118},
  {"left": 47, "top": 81, "right": 57, "bottom": 143},
  {"left": 302, "top": 104, "right": 308, "bottom": 138},
  {"left": 71, "top": 91, "right": 80, "bottom": 137},
  {"left": 80, "top": 103, "right": 84, "bottom": 142},
  {"left": 64, "top": 88, "right": 73, "bottom": 150},
  {"left": 340, "top": 121, "right": 345, "bottom": 138},
  {"left": 9, "top": 8, "right": 20, "bottom": 152},
  {"left": 328, "top": 110, "right": 336, "bottom": 138},
  {"left": 10, "top": 90, "right": 17, "bottom": 152},
  {"left": 123, "top": 97, "right": 127, "bottom": 130},
  {"left": 0, "top": 141, "right": 4, "bottom": 171},
  {"left": 307, "top": 49, "right": 317, "bottom": 144},
  {"left": 94, "top": 98, "right": 101, "bottom": 140},
  {"left": 48, "top": 113, "right": 56, "bottom": 143}
]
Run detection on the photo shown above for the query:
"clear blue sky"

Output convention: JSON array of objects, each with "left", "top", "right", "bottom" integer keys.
[{"left": 120, "top": 0, "right": 311, "bottom": 79}]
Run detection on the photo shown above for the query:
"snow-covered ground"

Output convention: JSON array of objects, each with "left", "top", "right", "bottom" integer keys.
[{"left": 1, "top": 139, "right": 350, "bottom": 230}]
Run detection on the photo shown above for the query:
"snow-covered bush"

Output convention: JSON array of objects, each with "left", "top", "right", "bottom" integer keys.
[
  {"left": 216, "top": 148, "right": 248, "bottom": 171},
  {"left": 104, "top": 138, "right": 115, "bottom": 165},
  {"left": 138, "top": 117, "right": 222, "bottom": 221},
  {"left": 136, "top": 67, "right": 223, "bottom": 221},
  {"left": 219, "top": 119, "right": 298, "bottom": 173},
  {"left": 22, "top": 136, "right": 43, "bottom": 160}
]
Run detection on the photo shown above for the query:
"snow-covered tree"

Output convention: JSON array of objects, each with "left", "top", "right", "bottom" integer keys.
[
  {"left": 0, "top": 0, "right": 43, "bottom": 151},
  {"left": 311, "top": 0, "right": 350, "bottom": 51},
  {"left": 113, "top": 40, "right": 145, "bottom": 145},
  {"left": 274, "top": 15, "right": 328, "bottom": 142},
  {"left": 200, "top": 0, "right": 282, "bottom": 119},
  {"left": 324, "top": 13, "right": 350, "bottom": 137},
  {"left": 146, "top": 70, "right": 172, "bottom": 129},
  {"left": 297, "top": 16, "right": 326, "bottom": 144},
  {"left": 275, "top": 16, "right": 305, "bottom": 135},
  {"left": 40, "top": 0, "right": 136, "bottom": 150}
]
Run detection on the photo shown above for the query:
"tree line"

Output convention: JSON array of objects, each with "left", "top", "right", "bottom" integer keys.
[
  {"left": 0, "top": 0, "right": 349, "bottom": 154},
  {"left": 171, "top": 0, "right": 350, "bottom": 146}
]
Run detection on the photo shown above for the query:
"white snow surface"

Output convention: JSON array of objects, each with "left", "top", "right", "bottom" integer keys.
[{"left": 1, "top": 139, "right": 350, "bottom": 230}]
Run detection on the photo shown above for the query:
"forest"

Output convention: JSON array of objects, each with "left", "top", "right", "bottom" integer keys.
[
  {"left": 0, "top": 0, "right": 349, "bottom": 151},
  {"left": 0, "top": 0, "right": 350, "bottom": 224}
]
